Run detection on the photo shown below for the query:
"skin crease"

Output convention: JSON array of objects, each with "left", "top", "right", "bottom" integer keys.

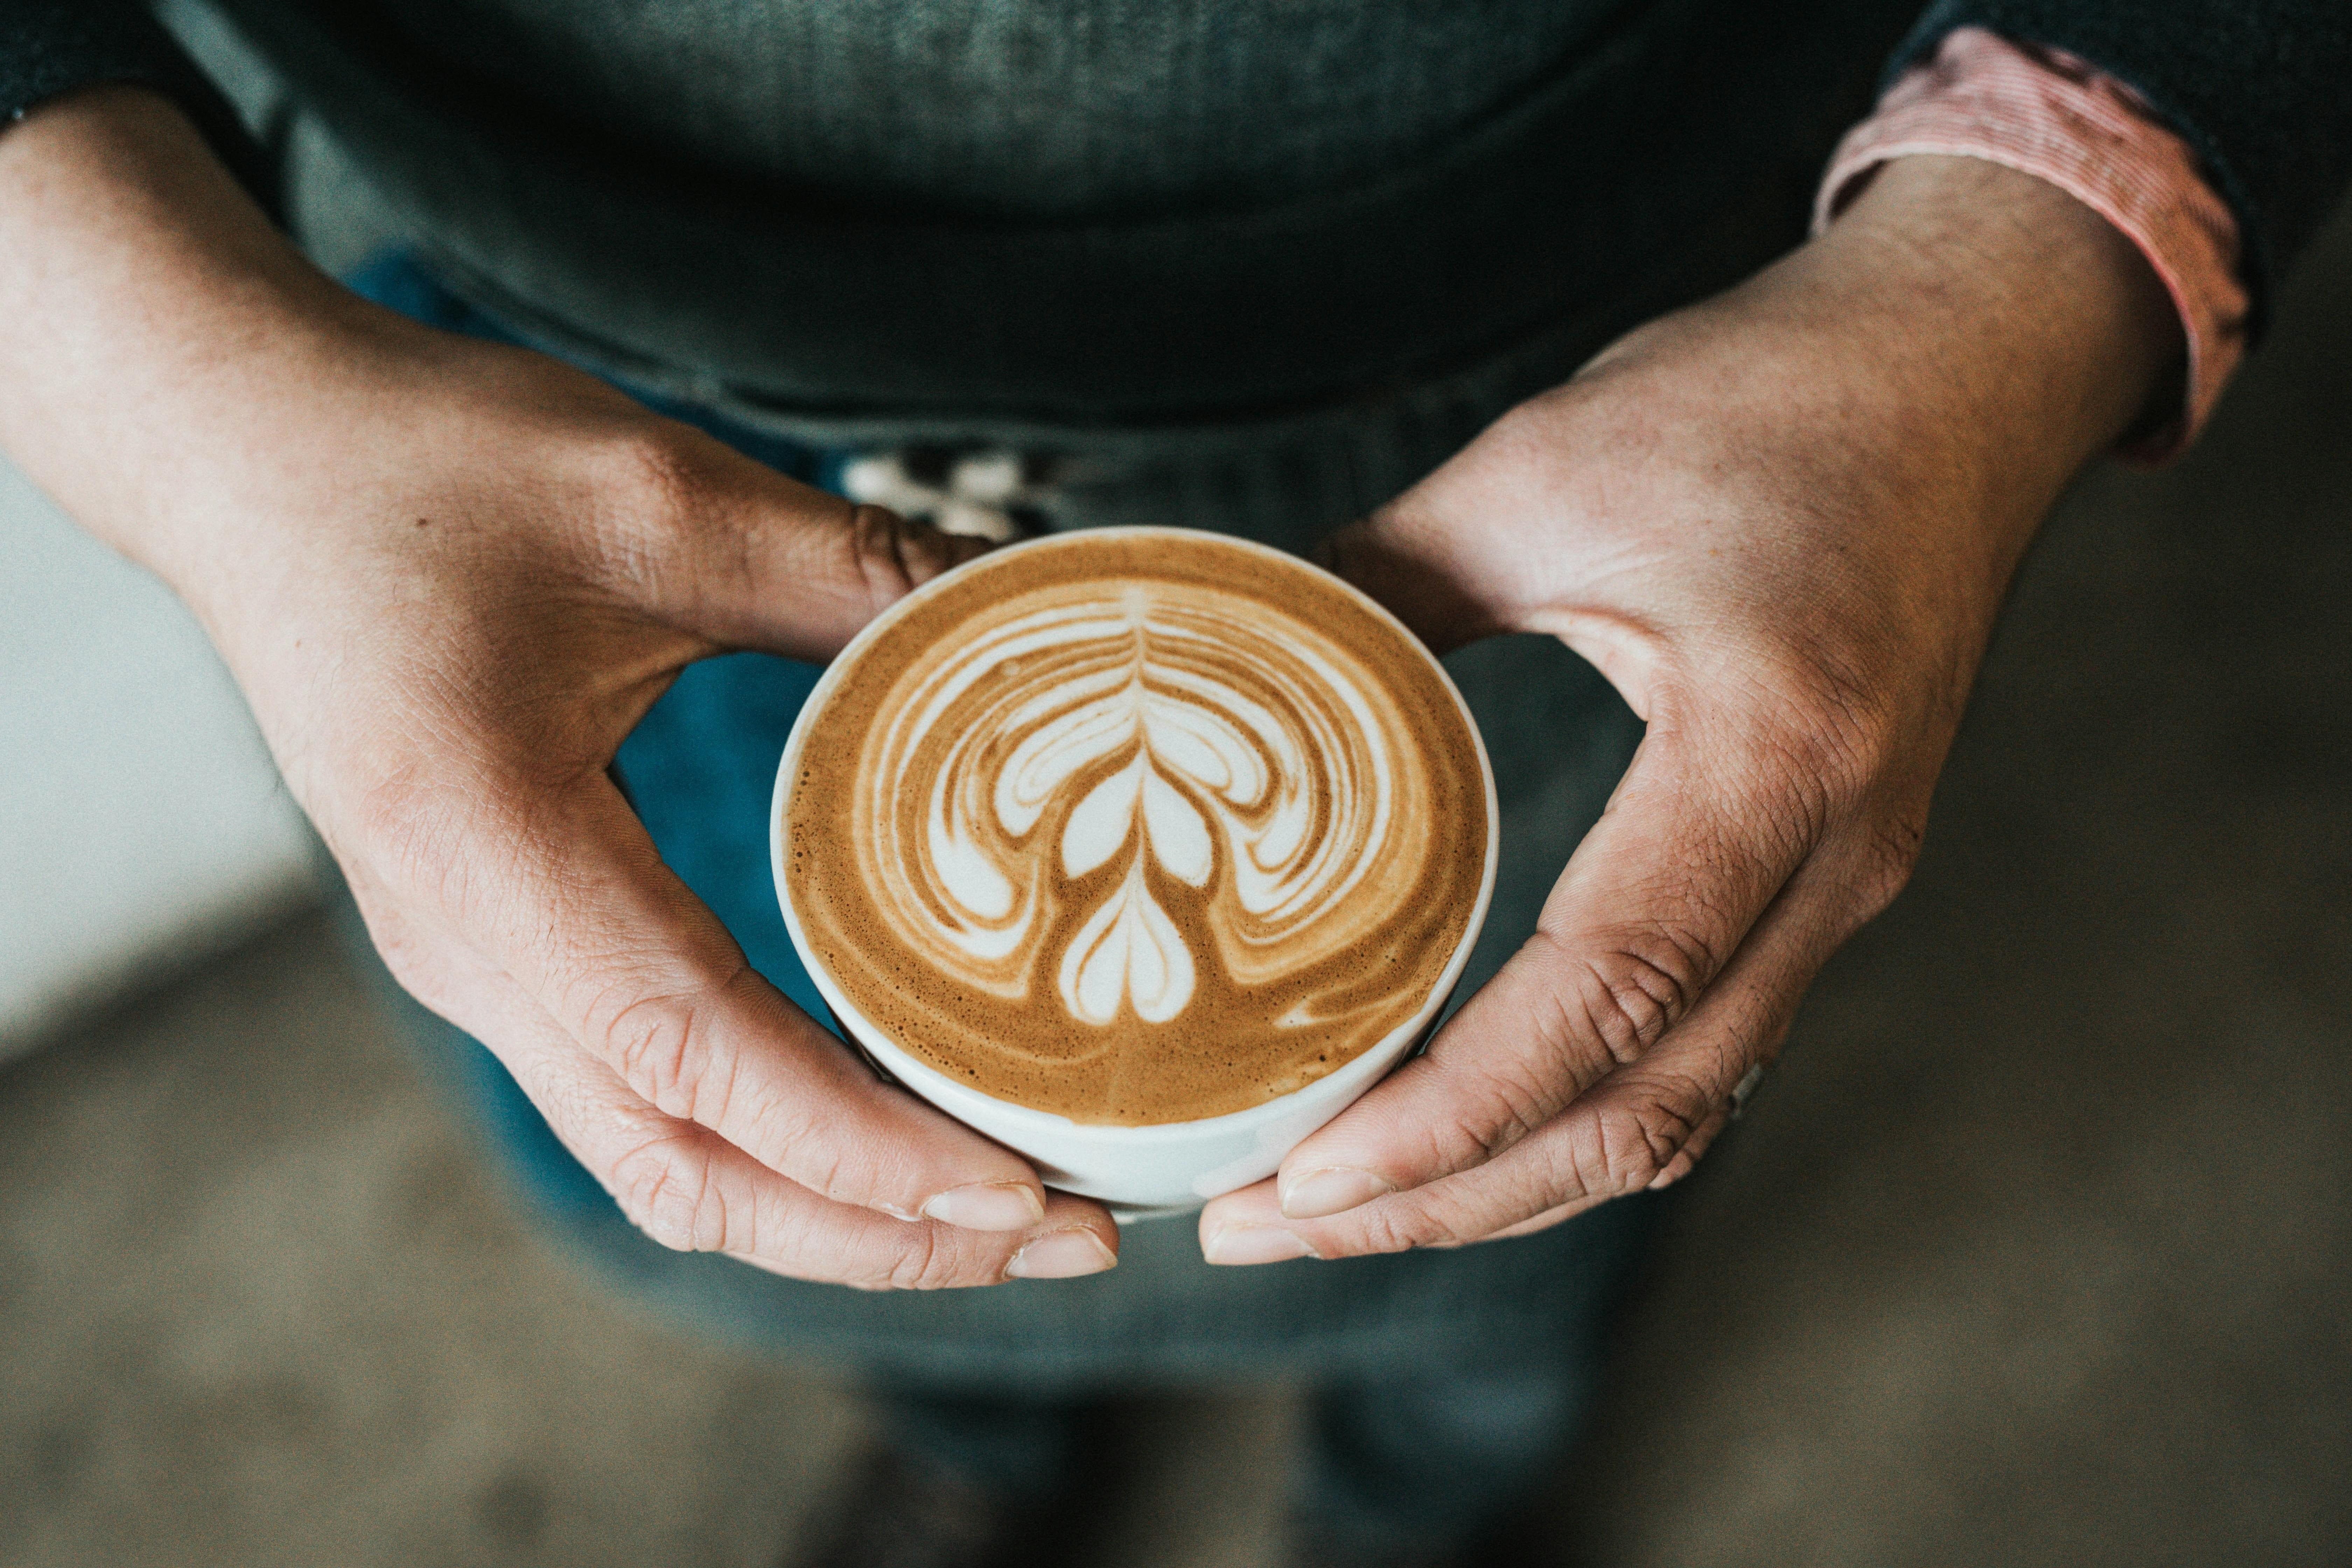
[
  {"left": 1200, "top": 153, "right": 2178, "bottom": 1261},
  {"left": 0, "top": 88, "right": 1113, "bottom": 1288},
  {"left": 0, "top": 90, "right": 2174, "bottom": 1282}
]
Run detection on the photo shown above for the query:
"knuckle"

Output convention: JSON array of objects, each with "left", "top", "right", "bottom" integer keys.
[
  {"left": 1848, "top": 810, "right": 1926, "bottom": 920},
  {"left": 1424, "top": 1055, "right": 1555, "bottom": 1168},
  {"left": 352, "top": 773, "right": 467, "bottom": 887},
  {"left": 1557, "top": 928, "right": 1713, "bottom": 1065},
  {"left": 1813, "top": 705, "right": 1896, "bottom": 809},
  {"left": 600, "top": 987, "right": 712, "bottom": 1119},
  {"left": 1863, "top": 808, "right": 1919, "bottom": 893},
  {"left": 1348, "top": 1199, "right": 1463, "bottom": 1256},
  {"left": 891, "top": 1229, "right": 972, "bottom": 1292},
  {"left": 350, "top": 777, "right": 527, "bottom": 936},
  {"left": 595, "top": 427, "right": 713, "bottom": 538},
  {"left": 1483, "top": 394, "right": 1577, "bottom": 468},
  {"left": 1586, "top": 1096, "right": 1699, "bottom": 1195},
  {"left": 584, "top": 427, "right": 728, "bottom": 595},
  {"left": 608, "top": 1135, "right": 723, "bottom": 1253},
  {"left": 838, "top": 502, "right": 954, "bottom": 615},
  {"left": 592, "top": 969, "right": 748, "bottom": 1126},
  {"left": 842, "top": 1226, "right": 966, "bottom": 1293}
]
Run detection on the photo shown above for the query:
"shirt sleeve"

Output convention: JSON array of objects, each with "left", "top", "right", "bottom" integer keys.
[
  {"left": 1883, "top": 0, "right": 2352, "bottom": 345},
  {"left": 1815, "top": 26, "right": 2247, "bottom": 461},
  {"left": 1, "top": 0, "right": 273, "bottom": 211}
]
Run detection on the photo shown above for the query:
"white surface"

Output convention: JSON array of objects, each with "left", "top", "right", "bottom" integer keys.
[
  {"left": 772, "top": 528, "right": 1501, "bottom": 1209},
  {"left": 0, "top": 457, "right": 318, "bottom": 1056}
]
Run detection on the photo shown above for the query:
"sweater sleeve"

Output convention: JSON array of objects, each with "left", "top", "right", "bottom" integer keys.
[
  {"left": 1, "top": 0, "right": 274, "bottom": 212},
  {"left": 1889, "top": 1, "right": 2352, "bottom": 340}
]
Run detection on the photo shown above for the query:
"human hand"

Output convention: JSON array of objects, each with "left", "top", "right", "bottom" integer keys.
[
  {"left": 1201, "top": 155, "right": 2180, "bottom": 1262},
  {"left": 0, "top": 90, "right": 1119, "bottom": 1287}
]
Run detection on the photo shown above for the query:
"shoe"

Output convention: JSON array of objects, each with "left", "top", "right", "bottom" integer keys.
[{"left": 788, "top": 1444, "right": 1070, "bottom": 1568}]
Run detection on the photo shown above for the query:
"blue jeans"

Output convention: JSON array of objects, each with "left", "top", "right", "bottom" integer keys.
[{"left": 347, "top": 250, "right": 1656, "bottom": 1544}]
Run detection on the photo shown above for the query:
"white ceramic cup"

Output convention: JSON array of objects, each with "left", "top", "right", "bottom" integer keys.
[{"left": 771, "top": 528, "right": 1499, "bottom": 1214}]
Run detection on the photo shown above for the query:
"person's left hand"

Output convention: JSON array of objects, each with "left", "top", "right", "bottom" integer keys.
[{"left": 1199, "top": 155, "right": 2181, "bottom": 1264}]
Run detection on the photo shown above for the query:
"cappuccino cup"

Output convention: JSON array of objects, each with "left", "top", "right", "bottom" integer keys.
[{"left": 772, "top": 527, "right": 1497, "bottom": 1212}]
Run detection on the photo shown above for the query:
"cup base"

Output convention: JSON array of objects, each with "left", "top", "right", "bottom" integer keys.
[{"left": 1099, "top": 1197, "right": 1200, "bottom": 1225}]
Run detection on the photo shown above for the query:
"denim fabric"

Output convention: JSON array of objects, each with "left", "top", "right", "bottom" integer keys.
[
  {"left": 346, "top": 251, "right": 1658, "bottom": 1400},
  {"left": 877, "top": 1363, "right": 1601, "bottom": 1544},
  {"left": 1301, "top": 1365, "right": 1599, "bottom": 1550}
]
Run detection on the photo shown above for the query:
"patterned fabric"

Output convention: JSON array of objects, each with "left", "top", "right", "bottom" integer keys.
[
  {"left": 1816, "top": 26, "right": 2249, "bottom": 460},
  {"left": 1886, "top": 0, "right": 2352, "bottom": 338}
]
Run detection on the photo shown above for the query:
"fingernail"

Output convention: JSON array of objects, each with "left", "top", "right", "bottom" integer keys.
[
  {"left": 1203, "top": 1223, "right": 1317, "bottom": 1266},
  {"left": 920, "top": 1180, "right": 1046, "bottom": 1232},
  {"left": 1280, "top": 1166, "right": 1396, "bottom": 1220},
  {"left": 1004, "top": 1227, "right": 1117, "bottom": 1280}
]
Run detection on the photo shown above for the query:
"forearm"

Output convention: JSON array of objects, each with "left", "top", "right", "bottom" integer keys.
[{"left": 0, "top": 87, "right": 377, "bottom": 576}]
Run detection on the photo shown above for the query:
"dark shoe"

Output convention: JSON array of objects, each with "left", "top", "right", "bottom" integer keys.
[{"left": 789, "top": 1444, "right": 1071, "bottom": 1568}]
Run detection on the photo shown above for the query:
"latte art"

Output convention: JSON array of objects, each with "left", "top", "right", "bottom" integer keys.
[
  {"left": 783, "top": 530, "right": 1492, "bottom": 1126},
  {"left": 873, "top": 586, "right": 1400, "bottom": 1030}
]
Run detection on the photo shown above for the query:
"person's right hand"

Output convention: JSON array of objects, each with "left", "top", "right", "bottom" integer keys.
[{"left": 0, "top": 88, "right": 1120, "bottom": 1287}]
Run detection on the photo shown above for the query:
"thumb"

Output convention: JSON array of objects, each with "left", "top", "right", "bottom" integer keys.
[
  {"left": 1265, "top": 710, "right": 1810, "bottom": 1217},
  {"left": 636, "top": 427, "right": 987, "bottom": 660},
  {"left": 1317, "top": 503, "right": 1505, "bottom": 657},
  {"left": 1319, "top": 398, "right": 1596, "bottom": 655},
  {"left": 427, "top": 768, "right": 1061, "bottom": 1230}
]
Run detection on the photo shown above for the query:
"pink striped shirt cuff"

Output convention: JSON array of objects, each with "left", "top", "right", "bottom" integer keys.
[{"left": 1814, "top": 26, "right": 2249, "bottom": 462}]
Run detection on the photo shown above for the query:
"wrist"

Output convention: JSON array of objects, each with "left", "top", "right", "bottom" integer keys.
[
  {"left": 0, "top": 87, "right": 389, "bottom": 579},
  {"left": 1796, "top": 154, "right": 2180, "bottom": 516}
]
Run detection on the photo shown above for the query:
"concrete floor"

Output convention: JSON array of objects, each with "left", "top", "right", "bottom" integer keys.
[{"left": 6, "top": 208, "right": 2349, "bottom": 1564}]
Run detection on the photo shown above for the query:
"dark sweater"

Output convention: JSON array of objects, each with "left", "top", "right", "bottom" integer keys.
[{"left": 5, "top": 1, "right": 2348, "bottom": 424}]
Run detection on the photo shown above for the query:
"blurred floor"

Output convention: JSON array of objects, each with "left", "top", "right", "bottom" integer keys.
[{"left": 5, "top": 206, "right": 2348, "bottom": 1565}]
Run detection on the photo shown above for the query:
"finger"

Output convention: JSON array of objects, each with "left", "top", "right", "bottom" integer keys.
[
  {"left": 1316, "top": 405, "right": 1598, "bottom": 656},
  {"left": 363, "top": 894, "right": 1118, "bottom": 1276},
  {"left": 1478, "top": 1199, "right": 1588, "bottom": 1244},
  {"left": 1269, "top": 712, "right": 1819, "bottom": 1222},
  {"left": 1317, "top": 507, "right": 1504, "bottom": 655},
  {"left": 1207, "top": 853, "right": 1844, "bottom": 1260},
  {"left": 506, "top": 1030, "right": 1118, "bottom": 1287},
  {"left": 1208, "top": 1094, "right": 1720, "bottom": 1261},
  {"left": 618, "top": 428, "right": 986, "bottom": 659},
  {"left": 1647, "top": 1104, "right": 1731, "bottom": 1190},
  {"left": 1423, "top": 1094, "right": 1721, "bottom": 1245},
  {"left": 373, "top": 769, "right": 1064, "bottom": 1233}
]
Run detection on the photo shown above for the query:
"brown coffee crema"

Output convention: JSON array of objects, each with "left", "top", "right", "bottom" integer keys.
[{"left": 784, "top": 531, "right": 1489, "bottom": 1125}]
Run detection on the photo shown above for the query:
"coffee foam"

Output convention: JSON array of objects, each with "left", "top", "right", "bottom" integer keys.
[{"left": 784, "top": 531, "right": 1489, "bottom": 1125}]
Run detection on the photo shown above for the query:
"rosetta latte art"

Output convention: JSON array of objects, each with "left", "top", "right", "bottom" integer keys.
[
  {"left": 786, "top": 531, "right": 1489, "bottom": 1125},
  {"left": 864, "top": 584, "right": 1399, "bottom": 1027}
]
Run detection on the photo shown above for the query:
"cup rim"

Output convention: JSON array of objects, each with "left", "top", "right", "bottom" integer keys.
[{"left": 769, "top": 525, "right": 1501, "bottom": 1143}]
